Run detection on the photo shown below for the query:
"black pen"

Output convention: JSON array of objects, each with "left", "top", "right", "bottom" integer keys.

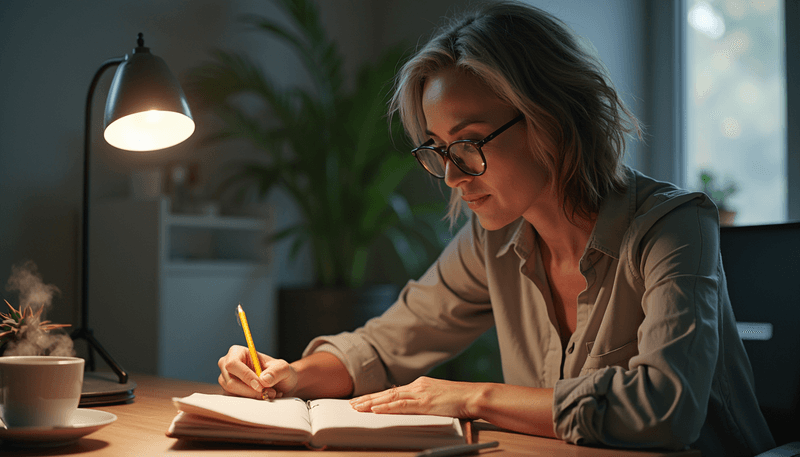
[{"left": 415, "top": 441, "right": 500, "bottom": 457}]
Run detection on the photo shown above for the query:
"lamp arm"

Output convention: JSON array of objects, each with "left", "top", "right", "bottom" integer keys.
[
  {"left": 81, "top": 57, "right": 124, "bottom": 330},
  {"left": 74, "top": 57, "right": 127, "bottom": 383}
]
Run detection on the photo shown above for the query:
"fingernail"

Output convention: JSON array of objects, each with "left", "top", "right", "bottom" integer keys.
[
  {"left": 261, "top": 373, "right": 274, "bottom": 384},
  {"left": 250, "top": 380, "right": 261, "bottom": 391}
]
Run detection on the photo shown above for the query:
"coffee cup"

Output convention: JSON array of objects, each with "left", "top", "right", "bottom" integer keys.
[{"left": 0, "top": 356, "right": 85, "bottom": 428}]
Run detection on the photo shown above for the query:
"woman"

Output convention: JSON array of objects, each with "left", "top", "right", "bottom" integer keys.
[{"left": 218, "top": 2, "right": 775, "bottom": 455}]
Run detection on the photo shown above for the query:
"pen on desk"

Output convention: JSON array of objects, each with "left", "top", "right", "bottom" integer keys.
[
  {"left": 236, "top": 304, "right": 267, "bottom": 400},
  {"left": 414, "top": 441, "right": 499, "bottom": 457}
]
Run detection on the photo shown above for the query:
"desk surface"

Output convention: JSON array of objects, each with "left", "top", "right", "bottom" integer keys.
[{"left": 0, "top": 373, "right": 701, "bottom": 457}]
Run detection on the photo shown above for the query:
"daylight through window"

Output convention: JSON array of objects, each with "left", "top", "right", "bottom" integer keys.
[{"left": 684, "top": 0, "right": 787, "bottom": 225}]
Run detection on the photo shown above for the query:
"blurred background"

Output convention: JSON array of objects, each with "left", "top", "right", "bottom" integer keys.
[{"left": 0, "top": 0, "right": 795, "bottom": 383}]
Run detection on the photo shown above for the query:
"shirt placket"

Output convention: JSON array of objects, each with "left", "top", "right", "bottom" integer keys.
[
  {"left": 561, "top": 252, "right": 599, "bottom": 378},
  {"left": 519, "top": 241, "right": 569, "bottom": 385}
]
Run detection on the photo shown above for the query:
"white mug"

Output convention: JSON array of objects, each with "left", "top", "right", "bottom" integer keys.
[{"left": 0, "top": 356, "right": 84, "bottom": 428}]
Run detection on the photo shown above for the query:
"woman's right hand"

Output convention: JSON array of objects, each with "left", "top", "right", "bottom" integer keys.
[{"left": 217, "top": 345, "right": 299, "bottom": 399}]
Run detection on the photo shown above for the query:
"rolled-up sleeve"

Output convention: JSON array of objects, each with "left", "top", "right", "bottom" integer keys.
[
  {"left": 304, "top": 216, "right": 494, "bottom": 396},
  {"left": 553, "top": 195, "right": 721, "bottom": 449}
]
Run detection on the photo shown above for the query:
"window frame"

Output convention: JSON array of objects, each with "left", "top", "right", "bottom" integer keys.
[
  {"left": 651, "top": 0, "right": 798, "bottom": 222},
  {"left": 787, "top": 0, "right": 799, "bottom": 220}
]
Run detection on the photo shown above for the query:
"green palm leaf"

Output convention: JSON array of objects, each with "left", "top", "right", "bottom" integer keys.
[{"left": 186, "top": 0, "right": 442, "bottom": 287}]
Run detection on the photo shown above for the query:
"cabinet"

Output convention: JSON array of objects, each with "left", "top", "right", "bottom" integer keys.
[{"left": 89, "top": 197, "right": 275, "bottom": 384}]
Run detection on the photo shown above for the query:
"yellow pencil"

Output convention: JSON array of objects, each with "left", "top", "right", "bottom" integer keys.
[{"left": 236, "top": 304, "right": 266, "bottom": 399}]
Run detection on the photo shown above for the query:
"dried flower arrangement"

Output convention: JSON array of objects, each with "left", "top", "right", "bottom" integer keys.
[{"left": 0, "top": 299, "right": 71, "bottom": 356}]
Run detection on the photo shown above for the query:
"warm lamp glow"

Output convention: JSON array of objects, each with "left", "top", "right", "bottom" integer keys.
[
  {"left": 102, "top": 33, "right": 193, "bottom": 152},
  {"left": 103, "top": 109, "right": 195, "bottom": 151}
]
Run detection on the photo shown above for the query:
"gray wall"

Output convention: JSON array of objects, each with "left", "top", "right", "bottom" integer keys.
[{"left": 0, "top": 0, "right": 653, "bottom": 361}]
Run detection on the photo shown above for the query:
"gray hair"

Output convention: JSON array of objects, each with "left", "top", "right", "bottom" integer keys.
[{"left": 390, "top": 0, "right": 641, "bottom": 227}]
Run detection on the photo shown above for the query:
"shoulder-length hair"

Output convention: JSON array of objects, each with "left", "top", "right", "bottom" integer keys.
[{"left": 390, "top": 0, "right": 641, "bottom": 228}]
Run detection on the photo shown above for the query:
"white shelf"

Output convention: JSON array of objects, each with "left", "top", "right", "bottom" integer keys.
[
  {"left": 156, "top": 197, "right": 271, "bottom": 268},
  {"left": 159, "top": 197, "right": 268, "bottom": 229}
]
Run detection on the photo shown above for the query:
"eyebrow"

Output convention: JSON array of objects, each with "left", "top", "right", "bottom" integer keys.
[{"left": 424, "top": 118, "right": 489, "bottom": 138}]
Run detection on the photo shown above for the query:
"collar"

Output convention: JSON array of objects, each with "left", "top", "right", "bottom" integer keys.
[
  {"left": 583, "top": 166, "right": 636, "bottom": 260},
  {"left": 496, "top": 217, "right": 534, "bottom": 260},
  {"left": 494, "top": 166, "right": 637, "bottom": 261}
]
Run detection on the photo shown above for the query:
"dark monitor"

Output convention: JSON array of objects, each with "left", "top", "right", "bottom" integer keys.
[{"left": 719, "top": 222, "right": 800, "bottom": 445}]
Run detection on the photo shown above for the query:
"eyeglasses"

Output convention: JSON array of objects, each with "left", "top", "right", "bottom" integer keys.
[{"left": 411, "top": 114, "right": 524, "bottom": 179}]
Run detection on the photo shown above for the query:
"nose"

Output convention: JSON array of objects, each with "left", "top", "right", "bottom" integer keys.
[{"left": 443, "top": 158, "right": 473, "bottom": 189}]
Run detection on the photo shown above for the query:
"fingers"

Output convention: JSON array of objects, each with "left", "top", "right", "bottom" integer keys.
[
  {"left": 259, "top": 358, "right": 297, "bottom": 397},
  {"left": 351, "top": 386, "right": 419, "bottom": 413},
  {"left": 218, "top": 345, "right": 277, "bottom": 399},
  {"left": 371, "top": 398, "right": 419, "bottom": 414},
  {"left": 350, "top": 377, "right": 454, "bottom": 416}
]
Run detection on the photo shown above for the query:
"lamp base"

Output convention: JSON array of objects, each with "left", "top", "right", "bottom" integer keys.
[
  {"left": 71, "top": 327, "right": 128, "bottom": 384},
  {"left": 81, "top": 371, "right": 136, "bottom": 406}
]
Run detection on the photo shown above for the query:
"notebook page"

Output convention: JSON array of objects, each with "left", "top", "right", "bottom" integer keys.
[
  {"left": 307, "top": 399, "right": 463, "bottom": 449},
  {"left": 307, "top": 398, "right": 457, "bottom": 431},
  {"left": 168, "top": 411, "right": 310, "bottom": 442},
  {"left": 173, "top": 393, "right": 311, "bottom": 433}
]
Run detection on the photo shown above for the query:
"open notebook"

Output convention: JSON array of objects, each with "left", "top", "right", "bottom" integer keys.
[{"left": 167, "top": 393, "right": 465, "bottom": 450}]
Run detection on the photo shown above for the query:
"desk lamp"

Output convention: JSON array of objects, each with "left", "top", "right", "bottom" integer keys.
[{"left": 71, "top": 33, "right": 194, "bottom": 384}]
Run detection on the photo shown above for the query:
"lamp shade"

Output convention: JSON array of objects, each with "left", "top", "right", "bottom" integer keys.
[{"left": 103, "top": 39, "right": 194, "bottom": 151}]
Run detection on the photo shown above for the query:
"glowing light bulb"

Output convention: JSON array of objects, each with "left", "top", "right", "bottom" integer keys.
[{"left": 145, "top": 110, "right": 164, "bottom": 123}]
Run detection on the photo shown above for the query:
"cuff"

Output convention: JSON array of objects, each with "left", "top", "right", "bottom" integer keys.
[
  {"left": 303, "top": 332, "right": 390, "bottom": 397},
  {"left": 552, "top": 368, "right": 617, "bottom": 444}
]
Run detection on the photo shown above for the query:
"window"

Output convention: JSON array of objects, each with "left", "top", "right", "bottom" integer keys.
[{"left": 684, "top": 0, "right": 787, "bottom": 225}]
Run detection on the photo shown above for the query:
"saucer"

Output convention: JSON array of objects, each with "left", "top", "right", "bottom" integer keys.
[{"left": 0, "top": 409, "right": 117, "bottom": 447}]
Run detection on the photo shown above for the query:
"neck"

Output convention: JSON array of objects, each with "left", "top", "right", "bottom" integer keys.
[{"left": 524, "top": 196, "right": 595, "bottom": 265}]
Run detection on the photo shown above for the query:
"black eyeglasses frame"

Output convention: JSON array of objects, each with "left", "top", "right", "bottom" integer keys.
[{"left": 410, "top": 113, "right": 525, "bottom": 179}]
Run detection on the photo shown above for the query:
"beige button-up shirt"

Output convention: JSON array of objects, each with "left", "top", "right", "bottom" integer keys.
[{"left": 305, "top": 167, "right": 775, "bottom": 456}]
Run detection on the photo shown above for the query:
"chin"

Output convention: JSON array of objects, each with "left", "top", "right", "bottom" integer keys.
[{"left": 474, "top": 212, "right": 515, "bottom": 231}]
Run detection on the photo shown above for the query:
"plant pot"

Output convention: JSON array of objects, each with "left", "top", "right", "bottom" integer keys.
[
  {"left": 719, "top": 210, "right": 736, "bottom": 226},
  {"left": 277, "top": 284, "right": 400, "bottom": 362}
]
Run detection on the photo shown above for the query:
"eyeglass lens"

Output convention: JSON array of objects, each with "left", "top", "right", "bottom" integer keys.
[{"left": 415, "top": 142, "right": 484, "bottom": 178}]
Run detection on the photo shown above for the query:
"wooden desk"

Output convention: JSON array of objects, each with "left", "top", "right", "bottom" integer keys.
[{"left": 1, "top": 374, "right": 701, "bottom": 456}]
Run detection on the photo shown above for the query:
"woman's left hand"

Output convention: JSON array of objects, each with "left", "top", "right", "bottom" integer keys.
[{"left": 349, "top": 376, "right": 479, "bottom": 419}]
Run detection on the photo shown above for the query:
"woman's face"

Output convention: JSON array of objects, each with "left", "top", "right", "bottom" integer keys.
[{"left": 421, "top": 67, "right": 550, "bottom": 231}]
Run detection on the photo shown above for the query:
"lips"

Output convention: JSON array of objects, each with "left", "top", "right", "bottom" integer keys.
[{"left": 462, "top": 194, "right": 489, "bottom": 208}]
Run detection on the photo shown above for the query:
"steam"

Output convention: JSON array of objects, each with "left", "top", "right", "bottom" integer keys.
[
  {"left": 6, "top": 261, "right": 60, "bottom": 312},
  {"left": 3, "top": 261, "right": 75, "bottom": 357}
]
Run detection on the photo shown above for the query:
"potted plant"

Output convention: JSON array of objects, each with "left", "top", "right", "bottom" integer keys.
[
  {"left": 187, "top": 0, "right": 445, "bottom": 360},
  {"left": 699, "top": 169, "right": 739, "bottom": 226}
]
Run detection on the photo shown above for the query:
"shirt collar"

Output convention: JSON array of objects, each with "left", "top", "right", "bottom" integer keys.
[
  {"left": 495, "top": 166, "right": 636, "bottom": 261},
  {"left": 496, "top": 217, "right": 533, "bottom": 260},
  {"left": 583, "top": 166, "right": 636, "bottom": 260}
]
